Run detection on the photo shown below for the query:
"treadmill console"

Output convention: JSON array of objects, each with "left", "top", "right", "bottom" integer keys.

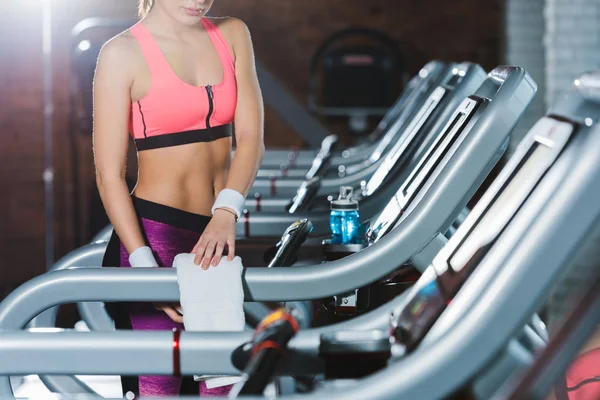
[
  {"left": 363, "top": 65, "right": 471, "bottom": 197},
  {"left": 392, "top": 117, "right": 575, "bottom": 352},
  {"left": 368, "top": 67, "right": 443, "bottom": 165},
  {"left": 268, "top": 219, "right": 314, "bottom": 268},
  {"left": 287, "top": 177, "right": 321, "bottom": 214},
  {"left": 363, "top": 86, "right": 447, "bottom": 197},
  {"left": 366, "top": 96, "right": 486, "bottom": 243},
  {"left": 305, "top": 134, "right": 339, "bottom": 180}
]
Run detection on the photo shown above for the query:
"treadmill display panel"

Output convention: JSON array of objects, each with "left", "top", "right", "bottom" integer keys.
[
  {"left": 445, "top": 117, "right": 574, "bottom": 278},
  {"left": 364, "top": 86, "right": 446, "bottom": 196},
  {"left": 393, "top": 117, "right": 575, "bottom": 352},
  {"left": 449, "top": 144, "right": 552, "bottom": 272},
  {"left": 369, "top": 72, "right": 437, "bottom": 163},
  {"left": 366, "top": 97, "right": 483, "bottom": 243}
]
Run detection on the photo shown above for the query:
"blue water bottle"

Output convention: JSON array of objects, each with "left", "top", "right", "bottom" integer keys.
[{"left": 330, "top": 186, "right": 360, "bottom": 244}]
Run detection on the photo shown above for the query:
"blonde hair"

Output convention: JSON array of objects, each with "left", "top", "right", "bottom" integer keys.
[{"left": 138, "top": 0, "right": 154, "bottom": 18}]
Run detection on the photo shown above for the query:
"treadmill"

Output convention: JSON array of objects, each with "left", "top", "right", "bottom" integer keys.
[
  {"left": 255, "top": 60, "right": 447, "bottom": 172},
  {"left": 27, "top": 66, "right": 535, "bottom": 369},
  {"left": 3, "top": 70, "right": 599, "bottom": 400},
  {"left": 247, "top": 62, "right": 484, "bottom": 200},
  {"left": 234, "top": 63, "right": 489, "bottom": 239}
]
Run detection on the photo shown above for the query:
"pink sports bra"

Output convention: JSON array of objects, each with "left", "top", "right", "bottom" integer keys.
[{"left": 128, "top": 18, "right": 237, "bottom": 151}]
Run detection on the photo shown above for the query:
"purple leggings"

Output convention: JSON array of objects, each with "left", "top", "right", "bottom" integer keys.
[{"left": 103, "top": 196, "right": 233, "bottom": 397}]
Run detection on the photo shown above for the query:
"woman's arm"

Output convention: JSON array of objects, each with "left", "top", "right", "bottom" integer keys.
[
  {"left": 193, "top": 18, "right": 265, "bottom": 268},
  {"left": 94, "top": 36, "right": 183, "bottom": 322},
  {"left": 93, "top": 37, "right": 149, "bottom": 258},
  {"left": 221, "top": 18, "right": 265, "bottom": 197}
]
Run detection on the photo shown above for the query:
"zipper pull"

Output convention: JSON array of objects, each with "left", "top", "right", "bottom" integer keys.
[{"left": 206, "top": 85, "right": 214, "bottom": 99}]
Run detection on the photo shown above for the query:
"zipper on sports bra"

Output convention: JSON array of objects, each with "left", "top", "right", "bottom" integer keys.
[{"left": 205, "top": 85, "right": 214, "bottom": 129}]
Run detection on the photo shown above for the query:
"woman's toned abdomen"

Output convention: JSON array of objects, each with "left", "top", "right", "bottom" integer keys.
[{"left": 134, "top": 139, "right": 231, "bottom": 216}]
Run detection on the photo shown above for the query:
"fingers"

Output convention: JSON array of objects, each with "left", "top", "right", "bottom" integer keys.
[
  {"left": 194, "top": 236, "right": 209, "bottom": 265},
  {"left": 171, "top": 302, "right": 183, "bottom": 316},
  {"left": 161, "top": 305, "right": 184, "bottom": 323},
  {"left": 227, "top": 237, "right": 236, "bottom": 261},
  {"left": 153, "top": 303, "right": 184, "bottom": 323},
  {"left": 202, "top": 239, "right": 217, "bottom": 270},
  {"left": 194, "top": 218, "right": 236, "bottom": 267},
  {"left": 211, "top": 242, "right": 225, "bottom": 267}
]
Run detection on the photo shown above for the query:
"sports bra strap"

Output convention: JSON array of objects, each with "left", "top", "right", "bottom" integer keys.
[
  {"left": 201, "top": 18, "right": 235, "bottom": 69},
  {"left": 129, "top": 23, "right": 174, "bottom": 77}
]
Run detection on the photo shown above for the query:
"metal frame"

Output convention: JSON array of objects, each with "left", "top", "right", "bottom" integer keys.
[{"left": 1, "top": 280, "right": 414, "bottom": 396}]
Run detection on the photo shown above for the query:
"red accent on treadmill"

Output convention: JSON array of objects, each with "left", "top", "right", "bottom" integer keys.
[
  {"left": 172, "top": 329, "right": 181, "bottom": 376},
  {"left": 254, "top": 193, "right": 262, "bottom": 212},
  {"left": 244, "top": 209, "right": 250, "bottom": 238},
  {"left": 254, "top": 309, "right": 300, "bottom": 337},
  {"left": 251, "top": 340, "right": 285, "bottom": 357},
  {"left": 270, "top": 176, "right": 277, "bottom": 196}
]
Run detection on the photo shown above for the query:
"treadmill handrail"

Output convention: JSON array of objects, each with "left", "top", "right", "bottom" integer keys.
[{"left": 0, "top": 288, "right": 414, "bottom": 397}]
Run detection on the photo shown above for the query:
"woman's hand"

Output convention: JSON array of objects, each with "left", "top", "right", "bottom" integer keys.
[
  {"left": 192, "top": 209, "right": 237, "bottom": 269},
  {"left": 154, "top": 303, "right": 184, "bottom": 323}
]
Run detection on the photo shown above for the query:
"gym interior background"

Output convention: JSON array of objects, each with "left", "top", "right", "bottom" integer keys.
[{"left": 0, "top": 0, "right": 598, "bottom": 312}]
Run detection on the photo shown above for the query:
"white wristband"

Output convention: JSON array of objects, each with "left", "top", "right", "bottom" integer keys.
[
  {"left": 128, "top": 246, "right": 159, "bottom": 268},
  {"left": 211, "top": 189, "right": 245, "bottom": 219}
]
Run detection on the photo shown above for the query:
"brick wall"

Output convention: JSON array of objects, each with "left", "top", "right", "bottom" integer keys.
[
  {"left": 504, "top": 0, "right": 600, "bottom": 149},
  {"left": 545, "top": 0, "right": 600, "bottom": 105},
  {"left": 504, "top": 0, "right": 546, "bottom": 153},
  {"left": 0, "top": 0, "right": 502, "bottom": 295},
  {"left": 543, "top": 0, "right": 600, "bottom": 331},
  {"left": 0, "top": 2, "right": 46, "bottom": 287}
]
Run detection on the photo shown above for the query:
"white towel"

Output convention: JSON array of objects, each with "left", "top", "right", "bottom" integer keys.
[{"left": 173, "top": 253, "right": 246, "bottom": 389}]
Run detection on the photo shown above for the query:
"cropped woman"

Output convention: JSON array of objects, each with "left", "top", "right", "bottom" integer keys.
[{"left": 93, "top": 0, "right": 264, "bottom": 396}]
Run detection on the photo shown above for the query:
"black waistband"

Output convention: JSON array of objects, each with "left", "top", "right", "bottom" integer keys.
[
  {"left": 135, "top": 124, "right": 232, "bottom": 151},
  {"left": 131, "top": 195, "right": 211, "bottom": 234}
]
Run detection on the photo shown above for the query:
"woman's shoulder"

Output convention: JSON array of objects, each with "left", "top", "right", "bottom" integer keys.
[
  {"left": 206, "top": 16, "right": 247, "bottom": 29},
  {"left": 206, "top": 16, "right": 252, "bottom": 57},
  {"left": 102, "top": 27, "right": 140, "bottom": 55},
  {"left": 206, "top": 16, "right": 250, "bottom": 40},
  {"left": 97, "top": 27, "right": 144, "bottom": 71}
]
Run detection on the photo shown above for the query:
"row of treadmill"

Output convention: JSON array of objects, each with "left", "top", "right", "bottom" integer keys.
[{"left": 2, "top": 60, "right": 600, "bottom": 399}]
